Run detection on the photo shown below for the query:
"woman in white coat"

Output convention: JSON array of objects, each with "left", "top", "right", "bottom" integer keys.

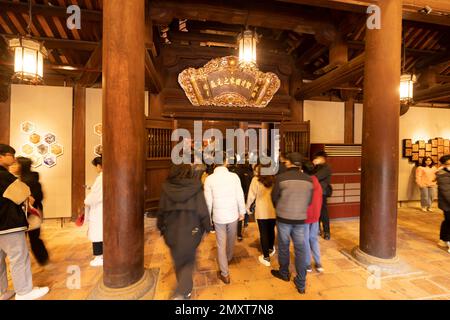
[{"left": 85, "top": 157, "right": 103, "bottom": 267}]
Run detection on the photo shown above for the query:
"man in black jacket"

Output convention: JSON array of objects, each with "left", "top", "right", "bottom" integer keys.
[
  {"left": 270, "top": 152, "right": 313, "bottom": 294},
  {"left": 313, "top": 151, "right": 333, "bottom": 240},
  {"left": 0, "top": 144, "right": 49, "bottom": 300},
  {"left": 230, "top": 160, "right": 254, "bottom": 241}
]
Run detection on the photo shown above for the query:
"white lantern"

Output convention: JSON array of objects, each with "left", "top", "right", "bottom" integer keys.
[
  {"left": 238, "top": 29, "right": 258, "bottom": 65},
  {"left": 9, "top": 37, "right": 47, "bottom": 84},
  {"left": 400, "top": 73, "right": 416, "bottom": 103}
]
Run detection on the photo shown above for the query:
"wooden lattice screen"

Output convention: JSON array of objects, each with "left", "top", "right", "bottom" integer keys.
[
  {"left": 284, "top": 131, "right": 309, "bottom": 155},
  {"left": 147, "top": 128, "right": 172, "bottom": 159},
  {"left": 280, "top": 121, "right": 311, "bottom": 157}
]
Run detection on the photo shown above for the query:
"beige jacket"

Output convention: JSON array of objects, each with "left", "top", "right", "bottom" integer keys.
[
  {"left": 246, "top": 177, "right": 276, "bottom": 220},
  {"left": 416, "top": 166, "right": 437, "bottom": 188}
]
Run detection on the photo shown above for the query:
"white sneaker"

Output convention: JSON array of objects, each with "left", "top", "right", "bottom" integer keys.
[
  {"left": 15, "top": 287, "right": 49, "bottom": 300},
  {"left": 269, "top": 247, "right": 276, "bottom": 257},
  {"left": 427, "top": 208, "right": 434, "bottom": 212},
  {"left": 421, "top": 208, "right": 427, "bottom": 212},
  {"left": 90, "top": 256, "right": 103, "bottom": 267},
  {"left": 316, "top": 265, "right": 325, "bottom": 273},
  {"left": 0, "top": 290, "right": 15, "bottom": 300},
  {"left": 258, "top": 255, "right": 271, "bottom": 267}
]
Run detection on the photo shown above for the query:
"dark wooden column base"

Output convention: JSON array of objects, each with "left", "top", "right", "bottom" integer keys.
[{"left": 88, "top": 268, "right": 159, "bottom": 300}]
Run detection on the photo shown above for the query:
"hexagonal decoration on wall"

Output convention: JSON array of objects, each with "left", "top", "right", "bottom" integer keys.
[
  {"left": 21, "top": 144, "right": 34, "bottom": 155},
  {"left": 44, "top": 133, "right": 56, "bottom": 145},
  {"left": 94, "top": 123, "right": 103, "bottom": 137},
  {"left": 50, "top": 143, "right": 64, "bottom": 157},
  {"left": 29, "top": 133, "right": 41, "bottom": 145},
  {"left": 43, "top": 154, "right": 57, "bottom": 168},
  {"left": 30, "top": 155, "right": 42, "bottom": 169},
  {"left": 94, "top": 144, "right": 103, "bottom": 157},
  {"left": 21, "top": 121, "right": 36, "bottom": 134},
  {"left": 36, "top": 144, "right": 49, "bottom": 156}
]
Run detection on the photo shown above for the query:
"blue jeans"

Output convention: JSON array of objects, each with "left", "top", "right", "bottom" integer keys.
[
  {"left": 304, "top": 223, "right": 321, "bottom": 266},
  {"left": 420, "top": 187, "right": 435, "bottom": 208},
  {"left": 277, "top": 222, "right": 307, "bottom": 290}
]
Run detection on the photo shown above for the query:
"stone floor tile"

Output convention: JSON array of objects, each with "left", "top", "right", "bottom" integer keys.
[{"left": 6, "top": 207, "right": 445, "bottom": 300}]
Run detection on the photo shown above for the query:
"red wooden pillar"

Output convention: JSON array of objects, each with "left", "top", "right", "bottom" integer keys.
[
  {"left": 72, "top": 85, "right": 86, "bottom": 221},
  {"left": 344, "top": 98, "right": 354, "bottom": 144},
  {"left": 0, "top": 84, "right": 11, "bottom": 145},
  {"left": 358, "top": 0, "right": 402, "bottom": 260},
  {"left": 102, "top": 0, "right": 146, "bottom": 289}
]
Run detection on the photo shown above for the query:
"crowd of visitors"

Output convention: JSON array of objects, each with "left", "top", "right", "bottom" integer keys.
[
  {"left": 1, "top": 140, "right": 450, "bottom": 301},
  {"left": 157, "top": 151, "right": 334, "bottom": 298}
]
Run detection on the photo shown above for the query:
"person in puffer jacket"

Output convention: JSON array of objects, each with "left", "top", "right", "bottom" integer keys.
[
  {"left": 302, "top": 161, "right": 324, "bottom": 273},
  {"left": 0, "top": 144, "right": 49, "bottom": 300},
  {"left": 157, "top": 164, "right": 211, "bottom": 300}
]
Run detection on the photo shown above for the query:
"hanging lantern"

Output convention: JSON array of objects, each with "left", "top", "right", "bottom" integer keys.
[
  {"left": 9, "top": 36, "right": 47, "bottom": 85},
  {"left": 238, "top": 29, "right": 258, "bottom": 65},
  {"left": 400, "top": 73, "right": 416, "bottom": 103}
]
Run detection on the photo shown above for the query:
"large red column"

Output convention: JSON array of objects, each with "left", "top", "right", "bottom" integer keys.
[
  {"left": 359, "top": 0, "right": 402, "bottom": 260},
  {"left": 102, "top": 0, "right": 146, "bottom": 288}
]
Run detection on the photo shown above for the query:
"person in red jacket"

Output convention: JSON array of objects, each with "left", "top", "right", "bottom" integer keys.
[{"left": 303, "top": 161, "right": 324, "bottom": 273}]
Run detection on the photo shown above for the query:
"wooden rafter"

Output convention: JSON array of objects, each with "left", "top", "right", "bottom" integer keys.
[
  {"left": 296, "top": 53, "right": 365, "bottom": 99},
  {"left": 77, "top": 41, "right": 102, "bottom": 87}
]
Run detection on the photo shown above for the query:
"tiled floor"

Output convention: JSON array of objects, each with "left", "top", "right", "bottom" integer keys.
[{"left": 6, "top": 207, "right": 450, "bottom": 300}]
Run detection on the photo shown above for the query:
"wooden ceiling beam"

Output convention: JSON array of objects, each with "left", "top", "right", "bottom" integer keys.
[
  {"left": 0, "top": 33, "right": 98, "bottom": 51},
  {"left": 296, "top": 53, "right": 365, "bottom": 100},
  {"left": 0, "top": 0, "right": 102, "bottom": 22},
  {"left": 415, "top": 82, "right": 450, "bottom": 102},
  {"left": 436, "top": 75, "right": 450, "bottom": 83},
  {"left": 77, "top": 41, "right": 102, "bottom": 87},
  {"left": 166, "top": 30, "right": 286, "bottom": 52},
  {"left": 168, "top": 30, "right": 236, "bottom": 46},
  {"left": 279, "top": 0, "right": 450, "bottom": 12},
  {"left": 296, "top": 43, "right": 327, "bottom": 67},
  {"left": 277, "top": 0, "right": 450, "bottom": 26},
  {"left": 149, "top": 0, "right": 335, "bottom": 35},
  {"left": 347, "top": 40, "right": 445, "bottom": 56},
  {"left": 414, "top": 51, "right": 450, "bottom": 71}
]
